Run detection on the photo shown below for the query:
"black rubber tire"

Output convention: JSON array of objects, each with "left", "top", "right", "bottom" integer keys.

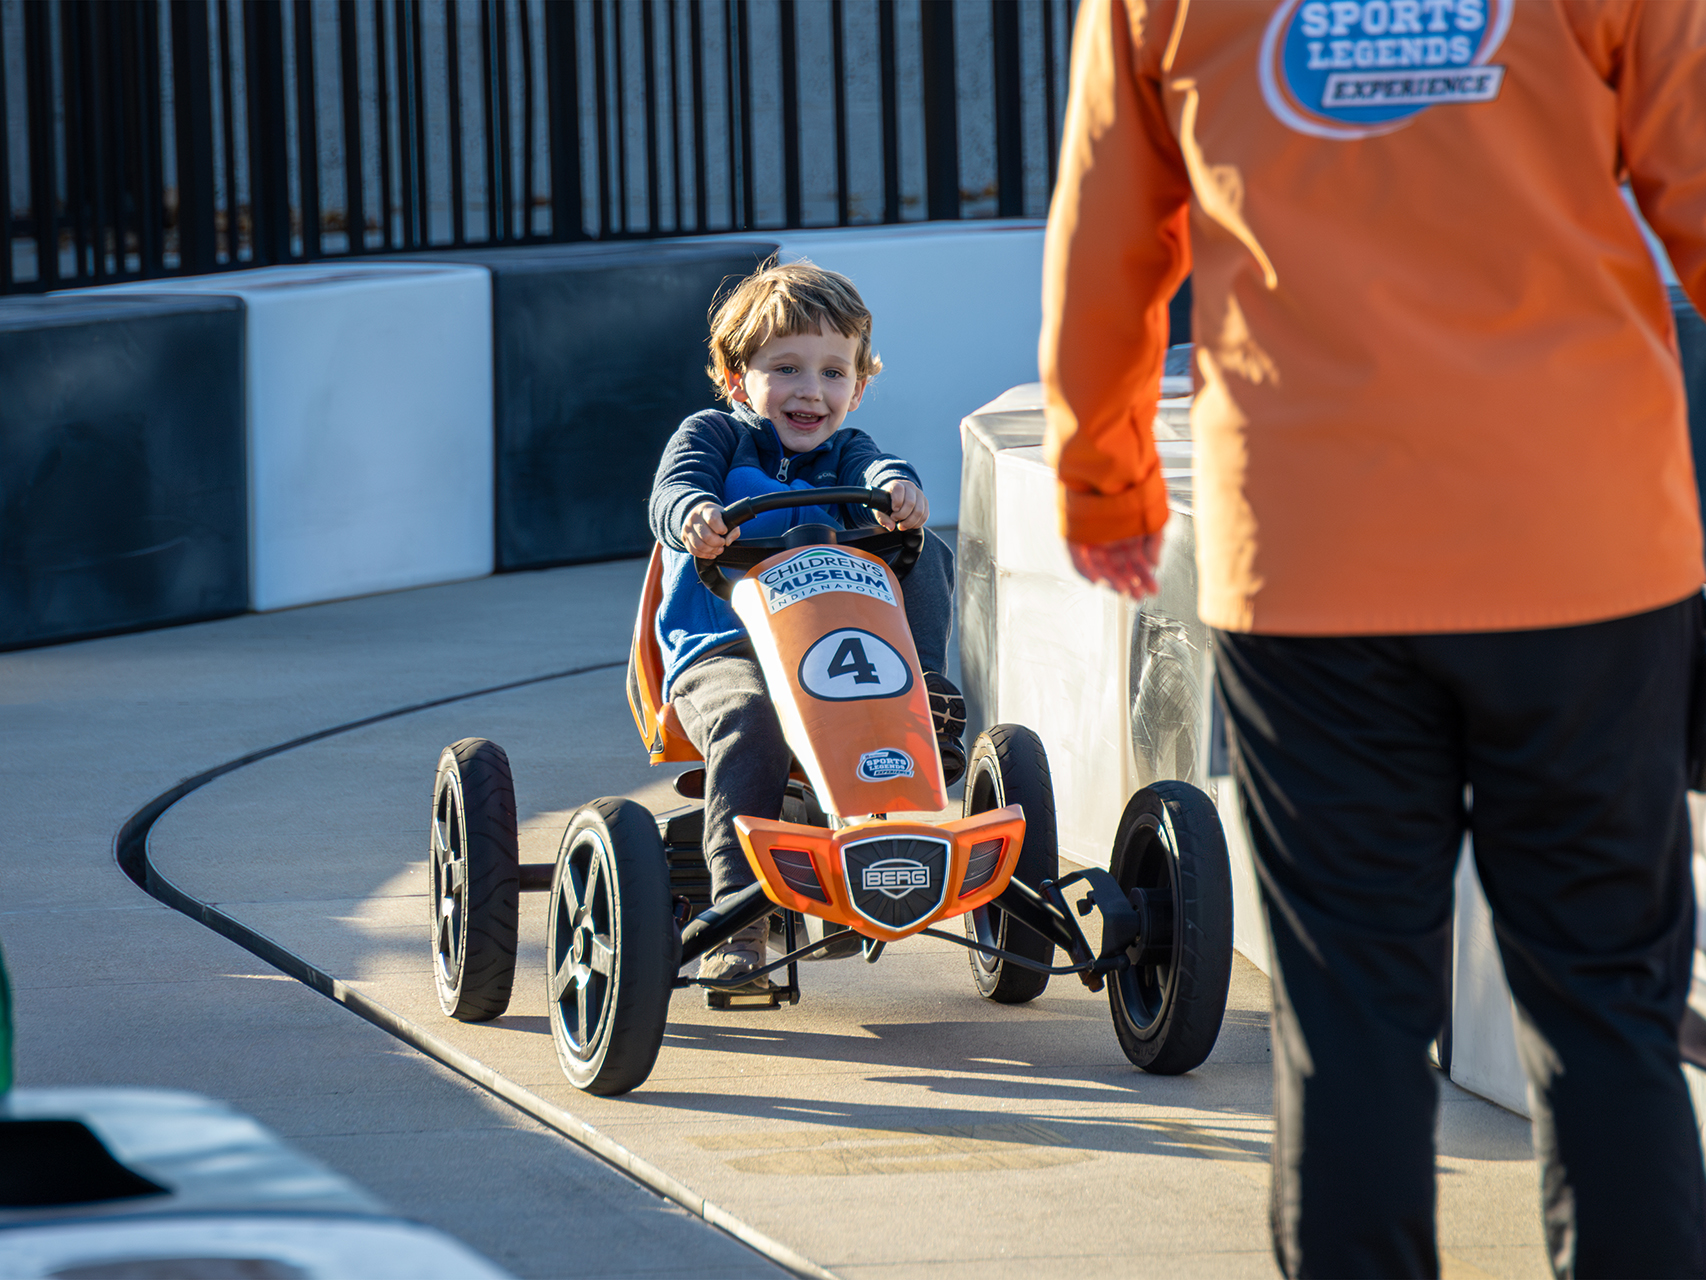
[
  {"left": 429, "top": 738, "right": 520, "bottom": 1021},
  {"left": 962, "top": 724, "right": 1059, "bottom": 1004},
  {"left": 1107, "top": 780, "right": 1233, "bottom": 1074},
  {"left": 546, "top": 798, "right": 677, "bottom": 1096}
]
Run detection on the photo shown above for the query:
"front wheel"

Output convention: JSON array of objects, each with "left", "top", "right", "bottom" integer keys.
[
  {"left": 546, "top": 798, "right": 677, "bottom": 1096},
  {"left": 1107, "top": 781, "right": 1232, "bottom": 1074},
  {"left": 962, "top": 725, "right": 1059, "bottom": 1004}
]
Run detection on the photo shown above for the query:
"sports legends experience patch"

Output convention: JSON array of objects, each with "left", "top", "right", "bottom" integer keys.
[{"left": 1260, "top": 0, "right": 1511, "bottom": 139}]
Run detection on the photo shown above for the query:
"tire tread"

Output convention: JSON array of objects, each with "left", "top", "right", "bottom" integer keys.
[
  {"left": 436, "top": 738, "right": 520, "bottom": 1022},
  {"left": 964, "top": 724, "right": 1058, "bottom": 1004},
  {"left": 549, "top": 797, "right": 676, "bottom": 1096},
  {"left": 1108, "top": 780, "right": 1232, "bottom": 1074}
]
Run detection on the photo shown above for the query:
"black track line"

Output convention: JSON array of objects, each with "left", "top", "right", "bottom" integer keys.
[{"left": 111, "top": 658, "right": 838, "bottom": 1280}]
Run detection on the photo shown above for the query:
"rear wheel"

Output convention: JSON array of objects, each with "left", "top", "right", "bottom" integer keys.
[
  {"left": 1107, "top": 781, "right": 1232, "bottom": 1074},
  {"left": 962, "top": 725, "right": 1058, "bottom": 1004},
  {"left": 429, "top": 739, "right": 519, "bottom": 1021},
  {"left": 546, "top": 798, "right": 677, "bottom": 1096}
]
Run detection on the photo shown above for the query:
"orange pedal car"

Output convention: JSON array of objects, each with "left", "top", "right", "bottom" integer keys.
[{"left": 425, "top": 488, "right": 1232, "bottom": 1095}]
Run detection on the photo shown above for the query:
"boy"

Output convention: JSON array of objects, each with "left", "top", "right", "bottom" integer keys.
[{"left": 648, "top": 259, "right": 964, "bottom": 989}]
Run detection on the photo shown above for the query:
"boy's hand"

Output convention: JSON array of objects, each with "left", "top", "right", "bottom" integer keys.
[
  {"left": 683, "top": 501, "right": 739, "bottom": 558},
  {"left": 879, "top": 479, "right": 929, "bottom": 531}
]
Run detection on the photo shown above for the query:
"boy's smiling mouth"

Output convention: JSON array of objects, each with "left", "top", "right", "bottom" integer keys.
[{"left": 728, "top": 325, "right": 868, "bottom": 453}]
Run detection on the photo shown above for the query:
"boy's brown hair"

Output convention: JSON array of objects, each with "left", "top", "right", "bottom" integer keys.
[{"left": 706, "top": 257, "right": 882, "bottom": 404}]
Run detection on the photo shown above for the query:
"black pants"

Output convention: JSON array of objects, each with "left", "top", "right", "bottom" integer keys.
[{"left": 1215, "top": 598, "right": 1706, "bottom": 1279}]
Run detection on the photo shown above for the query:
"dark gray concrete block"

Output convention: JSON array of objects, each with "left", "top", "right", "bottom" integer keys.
[{"left": 0, "top": 294, "right": 247, "bottom": 649}]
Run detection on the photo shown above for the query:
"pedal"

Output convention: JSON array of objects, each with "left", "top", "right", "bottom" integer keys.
[{"left": 704, "top": 981, "right": 788, "bottom": 1011}]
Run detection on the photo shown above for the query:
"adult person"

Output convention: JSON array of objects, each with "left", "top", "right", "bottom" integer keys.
[{"left": 1040, "top": 1, "right": 1706, "bottom": 1276}]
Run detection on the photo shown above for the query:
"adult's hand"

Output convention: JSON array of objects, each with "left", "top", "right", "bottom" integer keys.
[{"left": 1068, "top": 531, "right": 1164, "bottom": 600}]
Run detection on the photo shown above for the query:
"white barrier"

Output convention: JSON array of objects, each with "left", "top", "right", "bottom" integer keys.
[
  {"left": 56, "top": 225, "right": 1043, "bottom": 612},
  {"left": 64, "top": 264, "right": 494, "bottom": 611},
  {"left": 985, "top": 437, "right": 1139, "bottom": 870},
  {"left": 959, "top": 396, "right": 1270, "bottom": 973},
  {"left": 1449, "top": 846, "right": 1530, "bottom": 1113},
  {"left": 959, "top": 381, "right": 1706, "bottom": 1122},
  {"left": 771, "top": 221, "right": 1046, "bottom": 526},
  {"left": 955, "top": 385, "right": 1266, "bottom": 947},
  {"left": 1451, "top": 821, "right": 1706, "bottom": 1120}
]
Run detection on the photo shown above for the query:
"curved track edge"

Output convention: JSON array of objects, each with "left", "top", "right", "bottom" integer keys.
[{"left": 111, "top": 658, "right": 840, "bottom": 1280}]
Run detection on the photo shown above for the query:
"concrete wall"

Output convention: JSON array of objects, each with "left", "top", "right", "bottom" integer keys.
[
  {"left": 11, "top": 221, "right": 1045, "bottom": 646},
  {"left": 66, "top": 264, "right": 495, "bottom": 612},
  {"left": 12, "top": 222, "right": 1688, "bottom": 663},
  {"left": 0, "top": 294, "right": 248, "bottom": 648}
]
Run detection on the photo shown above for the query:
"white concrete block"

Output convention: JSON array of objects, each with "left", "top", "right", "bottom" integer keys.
[
  {"left": 65, "top": 264, "right": 494, "bottom": 611},
  {"left": 1622, "top": 185, "right": 1682, "bottom": 287},
  {"left": 1449, "top": 835, "right": 1706, "bottom": 1121},
  {"left": 963, "top": 366, "right": 1706, "bottom": 1130},
  {"left": 774, "top": 222, "right": 1046, "bottom": 526},
  {"left": 1215, "top": 780, "right": 1273, "bottom": 976},
  {"left": 1450, "top": 843, "right": 1532, "bottom": 1116},
  {"left": 988, "top": 443, "right": 1135, "bottom": 869}
]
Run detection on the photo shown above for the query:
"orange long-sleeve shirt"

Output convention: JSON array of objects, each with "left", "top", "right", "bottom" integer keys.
[{"left": 1042, "top": 0, "right": 1706, "bottom": 634}]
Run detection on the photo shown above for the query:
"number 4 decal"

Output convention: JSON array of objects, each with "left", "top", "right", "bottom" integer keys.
[
  {"left": 826, "top": 637, "right": 881, "bottom": 685},
  {"left": 797, "top": 628, "right": 915, "bottom": 702}
]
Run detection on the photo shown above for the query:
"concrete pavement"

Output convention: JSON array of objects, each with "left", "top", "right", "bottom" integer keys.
[
  {"left": 3, "top": 563, "right": 786, "bottom": 1279},
  {"left": 3, "top": 560, "right": 1549, "bottom": 1278}
]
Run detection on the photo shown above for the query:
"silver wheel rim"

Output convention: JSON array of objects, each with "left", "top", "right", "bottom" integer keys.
[
  {"left": 549, "top": 828, "right": 618, "bottom": 1061},
  {"left": 963, "top": 756, "right": 1004, "bottom": 975},
  {"left": 430, "top": 766, "right": 467, "bottom": 996},
  {"left": 1111, "top": 809, "right": 1180, "bottom": 1039}
]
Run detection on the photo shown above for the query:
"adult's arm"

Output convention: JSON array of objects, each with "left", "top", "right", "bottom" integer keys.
[
  {"left": 1041, "top": 0, "right": 1193, "bottom": 550},
  {"left": 1570, "top": 0, "right": 1706, "bottom": 315},
  {"left": 1562, "top": 0, "right": 1706, "bottom": 316}
]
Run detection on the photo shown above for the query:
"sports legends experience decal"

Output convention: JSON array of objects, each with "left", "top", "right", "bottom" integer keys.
[{"left": 1260, "top": 0, "right": 1512, "bottom": 139}]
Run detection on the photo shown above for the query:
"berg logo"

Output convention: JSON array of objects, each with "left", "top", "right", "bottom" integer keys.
[
  {"left": 1259, "top": 0, "right": 1512, "bottom": 140},
  {"left": 861, "top": 858, "right": 931, "bottom": 900},
  {"left": 857, "top": 749, "right": 914, "bottom": 783}
]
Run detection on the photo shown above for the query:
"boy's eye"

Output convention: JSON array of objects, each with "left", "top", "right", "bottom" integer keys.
[
  {"left": 824, "top": 368, "right": 843, "bottom": 379},
  {"left": 775, "top": 364, "right": 797, "bottom": 375}
]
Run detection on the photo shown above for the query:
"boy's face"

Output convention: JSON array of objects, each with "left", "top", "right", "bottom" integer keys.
[{"left": 725, "top": 326, "right": 867, "bottom": 455}]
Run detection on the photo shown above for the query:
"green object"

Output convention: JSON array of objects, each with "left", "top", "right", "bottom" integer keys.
[{"left": 0, "top": 936, "right": 12, "bottom": 1095}]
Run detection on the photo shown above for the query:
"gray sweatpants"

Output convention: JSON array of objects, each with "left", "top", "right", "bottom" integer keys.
[{"left": 670, "top": 529, "right": 954, "bottom": 901}]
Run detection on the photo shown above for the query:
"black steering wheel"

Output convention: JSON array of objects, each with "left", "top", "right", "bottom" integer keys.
[{"left": 693, "top": 486, "right": 925, "bottom": 602}]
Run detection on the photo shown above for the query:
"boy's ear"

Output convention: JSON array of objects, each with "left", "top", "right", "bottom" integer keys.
[
  {"left": 845, "top": 377, "right": 868, "bottom": 414},
  {"left": 723, "top": 366, "right": 749, "bottom": 404}
]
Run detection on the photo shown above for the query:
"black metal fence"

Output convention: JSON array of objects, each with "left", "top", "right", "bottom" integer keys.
[{"left": 0, "top": 0, "right": 1076, "bottom": 294}]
